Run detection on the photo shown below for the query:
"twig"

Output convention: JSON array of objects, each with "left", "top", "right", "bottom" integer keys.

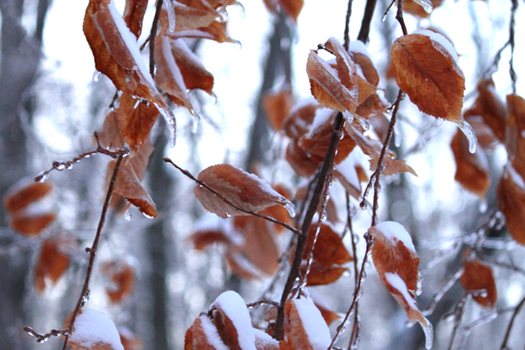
[
  {"left": 346, "top": 193, "right": 360, "bottom": 349},
  {"left": 149, "top": 0, "right": 164, "bottom": 75},
  {"left": 61, "top": 154, "right": 125, "bottom": 350},
  {"left": 343, "top": 0, "right": 354, "bottom": 50},
  {"left": 447, "top": 294, "right": 469, "bottom": 350},
  {"left": 24, "top": 327, "right": 69, "bottom": 343},
  {"left": 274, "top": 112, "right": 345, "bottom": 340},
  {"left": 34, "top": 133, "right": 129, "bottom": 182},
  {"left": 357, "top": 0, "right": 378, "bottom": 43},
  {"left": 395, "top": 0, "right": 408, "bottom": 36},
  {"left": 162, "top": 158, "right": 300, "bottom": 236},
  {"left": 500, "top": 295, "right": 525, "bottom": 349},
  {"left": 508, "top": 0, "right": 518, "bottom": 94}
]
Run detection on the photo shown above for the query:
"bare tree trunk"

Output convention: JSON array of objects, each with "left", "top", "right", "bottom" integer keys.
[{"left": 0, "top": 0, "right": 50, "bottom": 348}]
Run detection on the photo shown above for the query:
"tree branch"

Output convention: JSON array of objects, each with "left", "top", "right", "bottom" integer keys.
[
  {"left": 357, "top": 0, "right": 377, "bottom": 43},
  {"left": 149, "top": 0, "right": 164, "bottom": 75}
]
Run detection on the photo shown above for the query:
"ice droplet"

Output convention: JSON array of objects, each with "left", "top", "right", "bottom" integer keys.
[
  {"left": 283, "top": 201, "right": 296, "bottom": 218},
  {"left": 124, "top": 209, "right": 132, "bottom": 221},
  {"left": 35, "top": 172, "right": 49, "bottom": 183},
  {"left": 421, "top": 321, "right": 434, "bottom": 350},
  {"left": 142, "top": 211, "right": 155, "bottom": 219},
  {"left": 93, "top": 71, "right": 102, "bottom": 82},
  {"left": 479, "top": 199, "right": 487, "bottom": 212},
  {"left": 457, "top": 119, "right": 478, "bottom": 154},
  {"left": 415, "top": 0, "right": 433, "bottom": 14},
  {"left": 191, "top": 114, "right": 201, "bottom": 134}
]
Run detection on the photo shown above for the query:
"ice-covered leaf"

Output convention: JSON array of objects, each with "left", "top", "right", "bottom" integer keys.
[
  {"left": 170, "top": 2, "right": 217, "bottom": 32},
  {"left": 497, "top": 164, "right": 525, "bottom": 245},
  {"left": 506, "top": 94, "right": 525, "bottom": 178},
  {"left": 189, "top": 228, "right": 232, "bottom": 250},
  {"left": 307, "top": 38, "right": 358, "bottom": 112},
  {"left": 195, "top": 164, "right": 294, "bottom": 218},
  {"left": 283, "top": 298, "right": 331, "bottom": 350},
  {"left": 285, "top": 141, "right": 319, "bottom": 177},
  {"left": 302, "top": 262, "right": 347, "bottom": 286},
  {"left": 391, "top": 31, "right": 464, "bottom": 121},
  {"left": 263, "top": 88, "right": 294, "bottom": 131},
  {"left": 211, "top": 291, "right": 256, "bottom": 350},
  {"left": 185, "top": 315, "right": 228, "bottom": 350},
  {"left": 102, "top": 260, "right": 135, "bottom": 304},
  {"left": 403, "top": 0, "right": 443, "bottom": 17},
  {"left": 451, "top": 130, "right": 490, "bottom": 197},
  {"left": 303, "top": 224, "right": 352, "bottom": 266},
  {"left": 369, "top": 221, "right": 432, "bottom": 349},
  {"left": 335, "top": 150, "right": 365, "bottom": 198},
  {"left": 123, "top": 0, "right": 148, "bottom": 37},
  {"left": 110, "top": 159, "right": 157, "bottom": 218},
  {"left": 171, "top": 21, "right": 234, "bottom": 43},
  {"left": 460, "top": 256, "right": 497, "bottom": 307},
  {"left": 34, "top": 238, "right": 70, "bottom": 293},
  {"left": 283, "top": 101, "right": 317, "bottom": 140},
  {"left": 70, "top": 309, "right": 124, "bottom": 350},
  {"left": 172, "top": 39, "right": 214, "bottom": 94}
]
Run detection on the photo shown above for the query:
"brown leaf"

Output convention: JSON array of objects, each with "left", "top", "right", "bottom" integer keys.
[
  {"left": 185, "top": 315, "right": 228, "bottom": 350},
  {"left": 123, "top": 0, "right": 148, "bottom": 37},
  {"left": 84, "top": 0, "right": 162, "bottom": 104},
  {"left": 283, "top": 298, "right": 331, "bottom": 350},
  {"left": 263, "top": 88, "right": 294, "bottom": 131},
  {"left": 403, "top": 0, "right": 443, "bottom": 17},
  {"left": 464, "top": 113, "right": 499, "bottom": 150},
  {"left": 4, "top": 181, "right": 52, "bottom": 213},
  {"left": 285, "top": 141, "right": 319, "bottom": 177},
  {"left": 460, "top": 256, "right": 497, "bottom": 307},
  {"left": 497, "top": 165, "right": 525, "bottom": 245},
  {"left": 171, "top": 39, "right": 214, "bottom": 94},
  {"left": 307, "top": 40, "right": 358, "bottom": 112},
  {"left": 391, "top": 32, "right": 464, "bottom": 121},
  {"left": 34, "top": 238, "right": 70, "bottom": 293},
  {"left": 283, "top": 102, "right": 317, "bottom": 140},
  {"left": 471, "top": 79, "right": 506, "bottom": 142},
  {"left": 102, "top": 260, "right": 135, "bottom": 303},
  {"left": 10, "top": 213, "right": 56, "bottom": 237},
  {"left": 110, "top": 159, "right": 157, "bottom": 218},
  {"left": 195, "top": 164, "right": 294, "bottom": 218},
  {"left": 280, "top": 0, "right": 304, "bottom": 21},
  {"left": 189, "top": 229, "right": 232, "bottom": 250},
  {"left": 314, "top": 302, "right": 340, "bottom": 326},
  {"left": 369, "top": 221, "right": 431, "bottom": 340},
  {"left": 302, "top": 262, "right": 347, "bottom": 286},
  {"left": 171, "top": 20, "right": 234, "bottom": 43},
  {"left": 304, "top": 224, "right": 352, "bottom": 266},
  {"left": 451, "top": 130, "right": 490, "bottom": 197},
  {"left": 506, "top": 94, "right": 525, "bottom": 178},
  {"left": 170, "top": 3, "right": 217, "bottom": 32},
  {"left": 211, "top": 291, "right": 256, "bottom": 349}
]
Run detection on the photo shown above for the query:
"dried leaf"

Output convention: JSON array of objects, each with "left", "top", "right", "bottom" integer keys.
[
  {"left": 110, "top": 159, "right": 157, "bottom": 218},
  {"left": 284, "top": 298, "right": 331, "bottom": 350},
  {"left": 283, "top": 102, "right": 317, "bottom": 140},
  {"left": 472, "top": 79, "right": 507, "bottom": 142},
  {"left": 285, "top": 141, "right": 319, "bottom": 177},
  {"left": 123, "top": 0, "right": 148, "bottom": 37},
  {"left": 369, "top": 221, "right": 432, "bottom": 345},
  {"left": 263, "top": 88, "right": 294, "bottom": 131},
  {"left": 102, "top": 260, "right": 135, "bottom": 303},
  {"left": 304, "top": 224, "right": 352, "bottom": 266},
  {"left": 4, "top": 181, "right": 52, "bottom": 213},
  {"left": 172, "top": 39, "right": 214, "bottom": 94},
  {"left": 10, "top": 213, "right": 56, "bottom": 237},
  {"left": 464, "top": 114, "right": 499, "bottom": 150},
  {"left": 171, "top": 3, "right": 217, "bottom": 32},
  {"left": 302, "top": 263, "right": 347, "bottom": 286},
  {"left": 391, "top": 32, "right": 464, "bottom": 121},
  {"left": 314, "top": 302, "right": 340, "bottom": 326},
  {"left": 185, "top": 315, "right": 228, "bottom": 350},
  {"left": 460, "top": 257, "right": 497, "bottom": 307},
  {"left": 279, "top": 0, "right": 304, "bottom": 21},
  {"left": 171, "top": 20, "right": 234, "bottom": 43},
  {"left": 34, "top": 238, "right": 70, "bottom": 293},
  {"left": 307, "top": 39, "right": 358, "bottom": 112},
  {"left": 506, "top": 94, "right": 525, "bottom": 178},
  {"left": 497, "top": 165, "right": 525, "bottom": 245},
  {"left": 189, "top": 229, "right": 232, "bottom": 250},
  {"left": 195, "top": 164, "right": 294, "bottom": 218},
  {"left": 403, "top": 0, "right": 443, "bottom": 17},
  {"left": 451, "top": 130, "right": 490, "bottom": 197}
]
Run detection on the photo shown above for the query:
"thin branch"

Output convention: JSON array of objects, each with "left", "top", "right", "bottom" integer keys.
[
  {"left": 343, "top": 0, "right": 354, "bottom": 50},
  {"left": 163, "top": 158, "right": 300, "bottom": 236},
  {"left": 61, "top": 154, "right": 125, "bottom": 350},
  {"left": 346, "top": 193, "right": 360, "bottom": 349},
  {"left": 274, "top": 112, "right": 345, "bottom": 340},
  {"left": 24, "top": 327, "right": 69, "bottom": 344},
  {"left": 447, "top": 294, "right": 469, "bottom": 350},
  {"left": 508, "top": 0, "right": 518, "bottom": 94},
  {"left": 357, "top": 0, "right": 378, "bottom": 43},
  {"left": 395, "top": 0, "right": 408, "bottom": 36},
  {"left": 34, "top": 133, "right": 129, "bottom": 182},
  {"left": 500, "top": 295, "right": 525, "bottom": 349},
  {"left": 149, "top": 0, "right": 164, "bottom": 75}
]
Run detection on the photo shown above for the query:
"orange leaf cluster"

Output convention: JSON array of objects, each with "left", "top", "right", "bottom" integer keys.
[
  {"left": 391, "top": 31, "right": 464, "bottom": 121},
  {"left": 460, "top": 255, "right": 497, "bottom": 307},
  {"left": 4, "top": 180, "right": 56, "bottom": 236}
]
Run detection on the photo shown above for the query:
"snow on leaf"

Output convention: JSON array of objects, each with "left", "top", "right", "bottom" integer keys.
[
  {"left": 185, "top": 315, "right": 228, "bottom": 350},
  {"left": 460, "top": 256, "right": 497, "bottom": 307},
  {"left": 451, "top": 129, "right": 490, "bottom": 197},
  {"left": 123, "top": 0, "right": 148, "bottom": 37},
  {"left": 301, "top": 262, "right": 347, "bottom": 286},
  {"left": 391, "top": 32, "right": 464, "bottom": 121},
  {"left": 211, "top": 291, "right": 256, "bottom": 350},
  {"left": 70, "top": 309, "right": 124, "bottom": 350},
  {"left": 403, "top": 0, "right": 442, "bottom": 17},
  {"left": 34, "top": 238, "right": 71, "bottom": 293},
  {"left": 497, "top": 164, "right": 525, "bottom": 245},
  {"left": 369, "top": 221, "right": 432, "bottom": 349},
  {"left": 284, "top": 298, "right": 331, "bottom": 350},
  {"left": 254, "top": 328, "right": 279, "bottom": 350},
  {"left": 194, "top": 164, "right": 294, "bottom": 218},
  {"left": 101, "top": 260, "right": 135, "bottom": 304},
  {"left": 306, "top": 40, "right": 358, "bottom": 113}
]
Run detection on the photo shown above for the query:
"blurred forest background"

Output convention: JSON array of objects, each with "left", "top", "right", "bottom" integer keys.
[{"left": 1, "top": 0, "right": 525, "bottom": 349}]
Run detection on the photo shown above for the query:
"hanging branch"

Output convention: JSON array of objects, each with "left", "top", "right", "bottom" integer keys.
[
  {"left": 357, "top": 0, "right": 378, "bottom": 43},
  {"left": 162, "top": 158, "right": 300, "bottom": 236},
  {"left": 60, "top": 153, "right": 126, "bottom": 350},
  {"left": 149, "top": 0, "right": 164, "bottom": 75},
  {"left": 274, "top": 112, "right": 345, "bottom": 340},
  {"left": 499, "top": 295, "right": 525, "bottom": 349}
]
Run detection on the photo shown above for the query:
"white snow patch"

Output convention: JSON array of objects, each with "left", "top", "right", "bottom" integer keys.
[
  {"left": 212, "top": 291, "right": 256, "bottom": 350},
  {"left": 374, "top": 221, "right": 416, "bottom": 253},
  {"left": 70, "top": 309, "right": 124, "bottom": 350},
  {"left": 506, "top": 164, "right": 525, "bottom": 190},
  {"left": 415, "top": 29, "right": 460, "bottom": 69},
  {"left": 254, "top": 328, "right": 279, "bottom": 348},
  {"left": 108, "top": 1, "right": 156, "bottom": 89},
  {"left": 384, "top": 273, "right": 417, "bottom": 309},
  {"left": 199, "top": 315, "right": 228, "bottom": 350},
  {"left": 161, "top": 36, "right": 188, "bottom": 95},
  {"left": 293, "top": 298, "right": 331, "bottom": 350},
  {"left": 306, "top": 108, "right": 333, "bottom": 137},
  {"left": 349, "top": 40, "right": 369, "bottom": 56},
  {"left": 242, "top": 170, "right": 295, "bottom": 217},
  {"left": 336, "top": 152, "right": 361, "bottom": 192}
]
